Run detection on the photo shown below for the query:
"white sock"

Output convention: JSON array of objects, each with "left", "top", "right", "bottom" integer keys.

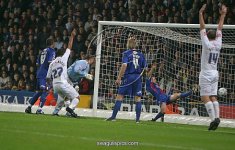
[
  {"left": 205, "top": 101, "right": 215, "bottom": 121},
  {"left": 69, "top": 98, "right": 79, "bottom": 109},
  {"left": 64, "top": 101, "right": 71, "bottom": 107},
  {"left": 213, "top": 101, "right": 220, "bottom": 118}
]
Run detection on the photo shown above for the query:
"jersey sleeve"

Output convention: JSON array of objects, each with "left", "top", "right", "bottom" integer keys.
[
  {"left": 200, "top": 29, "right": 212, "bottom": 50},
  {"left": 61, "top": 48, "right": 71, "bottom": 65},
  {"left": 74, "top": 61, "right": 88, "bottom": 77},
  {"left": 46, "top": 62, "right": 53, "bottom": 79},
  {"left": 122, "top": 51, "right": 128, "bottom": 64},
  {"left": 216, "top": 29, "right": 222, "bottom": 48},
  {"left": 47, "top": 49, "right": 55, "bottom": 63}
]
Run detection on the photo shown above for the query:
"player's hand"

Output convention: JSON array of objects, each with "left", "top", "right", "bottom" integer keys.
[
  {"left": 152, "top": 63, "right": 157, "bottom": 69},
  {"left": 75, "top": 85, "right": 79, "bottom": 92},
  {"left": 71, "top": 29, "right": 77, "bottom": 36},
  {"left": 220, "top": 5, "right": 227, "bottom": 15},
  {"left": 85, "top": 74, "right": 93, "bottom": 80},
  {"left": 199, "top": 4, "right": 206, "bottom": 14},
  {"left": 115, "top": 78, "right": 122, "bottom": 86}
]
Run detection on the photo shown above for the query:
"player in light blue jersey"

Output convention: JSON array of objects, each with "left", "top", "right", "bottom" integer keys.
[
  {"left": 52, "top": 54, "right": 95, "bottom": 116},
  {"left": 67, "top": 55, "right": 95, "bottom": 83},
  {"left": 106, "top": 36, "right": 146, "bottom": 123},
  {"left": 25, "top": 38, "right": 56, "bottom": 114},
  {"left": 146, "top": 62, "right": 192, "bottom": 122}
]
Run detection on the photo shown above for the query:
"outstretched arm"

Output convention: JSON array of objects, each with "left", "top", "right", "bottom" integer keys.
[
  {"left": 199, "top": 4, "right": 206, "bottom": 31},
  {"left": 147, "top": 62, "right": 157, "bottom": 78},
  {"left": 218, "top": 5, "right": 227, "bottom": 31},
  {"left": 68, "top": 29, "right": 76, "bottom": 50}
]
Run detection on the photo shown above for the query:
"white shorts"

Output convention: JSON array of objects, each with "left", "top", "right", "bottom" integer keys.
[
  {"left": 199, "top": 70, "right": 219, "bottom": 96},
  {"left": 53, "top": 82, "right": 79, "bottom": 100}
]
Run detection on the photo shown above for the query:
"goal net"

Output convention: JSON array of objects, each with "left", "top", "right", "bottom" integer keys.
[{"left": 92, "top": 21, "right": 235, "bottom": 127}]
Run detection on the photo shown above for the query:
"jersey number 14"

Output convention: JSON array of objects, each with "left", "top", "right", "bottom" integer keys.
[{"left": 208, "top": 52, "right": 218, "bottom": 64}]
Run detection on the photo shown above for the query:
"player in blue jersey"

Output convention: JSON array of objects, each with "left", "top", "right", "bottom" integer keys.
[
  {"left": 146, "top": 62, "right": 192, "bottom": 122},
  {"left": 52, "top": 55, "right": 95, "bottom": 116},
  {"left": 25, "top": 38, "right": 56, "bottom": 114},
  {"left": 106, "top": 36, "right": 146, "bottom": 123}
]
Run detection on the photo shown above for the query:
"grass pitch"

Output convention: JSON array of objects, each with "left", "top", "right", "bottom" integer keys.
[{"left": 0, "top": 112, "right": 235, "bottom": 150}]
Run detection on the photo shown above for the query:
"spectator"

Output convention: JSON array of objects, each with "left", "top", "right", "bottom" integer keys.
[{"left": 0, "top": 71, "right": 11, "bottom": 89}]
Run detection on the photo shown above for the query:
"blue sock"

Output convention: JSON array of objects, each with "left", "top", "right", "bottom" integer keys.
[
  {"left": 30, "top": 92, "right": 42, "bottom": 105},
  {"left": 111, "top": 100, "right": 122, "bottom": 119},
  {"left": 135, "top": 101, "right": 142, "bottom": 122},
  {"left": 153, "top": 112, "right": 165, "bottom": 120},
  {"left": 39, "top": 91, "right": 48, "bottom": 108},
  {"left": 180, "top": 90, "right": 192, "bottom": 98}
]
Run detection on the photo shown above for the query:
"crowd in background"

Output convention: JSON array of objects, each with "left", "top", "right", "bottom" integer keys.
[{"left": 0, "top": 0, "right": 234, "bottom": 95}]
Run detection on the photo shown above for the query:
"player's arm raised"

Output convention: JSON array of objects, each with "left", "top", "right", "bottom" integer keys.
[
  {"left": 218, "top": 5, "right": 227, "bottom": 31},
  {"left": 67, "top": 29, "right": 76, "bottom": 50},
  {"left": 199, "top": 4, "right": 206, "bottom": 31},
  {"left": 147, "top": 62, "right": 157, "bottom": 78}
]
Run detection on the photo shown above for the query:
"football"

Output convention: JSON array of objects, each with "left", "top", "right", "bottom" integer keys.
[{"left": 218, "top": 88, "right": 227, "bottom": 96}]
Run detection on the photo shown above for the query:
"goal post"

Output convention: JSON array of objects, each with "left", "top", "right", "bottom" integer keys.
[{"left": 92, "top": 21, "right": 235, "bottom": 127}]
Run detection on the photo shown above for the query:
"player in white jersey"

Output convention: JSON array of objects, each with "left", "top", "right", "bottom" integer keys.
[
  {"left": 52, "top": 55, "right": 95, "bottom": 116},
  {"left": 199, "top": 4, "right": 227, "bottom": 130},
  {"left": 47, "top": 29, "right": 79, "bottom": 117}
]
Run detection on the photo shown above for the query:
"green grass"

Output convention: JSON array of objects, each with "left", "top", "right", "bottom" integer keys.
[{"left": 0, "top": 112, "right": 235, "bottom": 150}]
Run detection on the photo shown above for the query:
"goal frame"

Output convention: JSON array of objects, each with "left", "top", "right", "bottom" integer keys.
[{"left": 92, "top": 21, "right": 235, "bottom": 128}]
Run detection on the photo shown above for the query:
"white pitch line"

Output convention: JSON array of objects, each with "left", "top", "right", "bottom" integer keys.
[{"left": 0, "top": 128, "right": 205, "bottom": 150}]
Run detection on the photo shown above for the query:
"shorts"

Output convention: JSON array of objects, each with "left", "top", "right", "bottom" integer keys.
[
  {"left": 199, "top": 70, "right": 219, "bottom": 96},
  {"left": 53, "top": 82, "right": 79, "bottom": 100},
  {"left": 156, "top": 94, "right": 170, "bottom": 104},
  {"left": 36, "top": 78, "right": 46, "bottom": 90},
  {"left": 118, "top": 74, "right": 142, "bottom": 97}
]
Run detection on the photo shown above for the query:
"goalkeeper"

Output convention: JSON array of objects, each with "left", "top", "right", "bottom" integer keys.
[
  {"left": 52, "top": 55, "right": 95, "bottom": 116},
  {"left": 146, "top": 61, "right": 192, "bottom": 122}
]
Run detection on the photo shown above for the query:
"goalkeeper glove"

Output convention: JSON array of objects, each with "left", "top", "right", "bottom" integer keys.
[
  {"left": 74, "top": 85, "right": 79, "bottom": 92},
  {"left": 85, "top": 74, "right": 93, "bottom": 80}
]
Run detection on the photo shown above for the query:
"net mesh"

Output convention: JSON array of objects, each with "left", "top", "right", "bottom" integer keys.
[{"left": 94, "top": 24, "right": 235, "bottom": 119}]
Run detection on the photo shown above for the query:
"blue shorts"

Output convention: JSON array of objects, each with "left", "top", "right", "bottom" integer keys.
[
  {"left": 36, "top": 78, "right": 46, "bottom": 90},
  {"left": 157, "top": 94, "right": 170, "bottom": 104},
  {"left": 118, "top": 74, "right": 142, "bottom": 97}
]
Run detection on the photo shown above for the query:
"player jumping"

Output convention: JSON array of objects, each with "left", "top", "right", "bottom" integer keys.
[
  {"left": 52, "top": 54, "right": 95, "bottom": 116},
  {"left": 199, "top": 4, "right": 227, "bottom": 130},
  {"left": 47, "top": 29, "right": 79, "bottom": 117}
]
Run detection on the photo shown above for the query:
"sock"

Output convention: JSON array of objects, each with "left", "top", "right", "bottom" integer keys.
[
  {"left": 153, "top": 112, "right": 165, "bottom": 121},
  {"left": 111, "top": 100, "right": 122, "bottom": 119},
  {"left": 213, "top": 101, "right": 220, "bottom": 118},
  {"left": 205, "top": 101, "right": 215, "bottom": 121},
  {"left": 39, "top": 91, "right": 48, "bottom": 108},
  {"left": 64, "top": 100, "right": 71, "bottom": 107},
  {"left": 180, "top": 90, "right": 192, "bottom": 98},
  {"left": 69, "top": 98, "right": 79, "bottom": 109},
  {"left": 135, "top": 101, "right": 142, "bottom": 122},
  {"left": 29, "top": 92, "right": 42, "bottom": 105}
]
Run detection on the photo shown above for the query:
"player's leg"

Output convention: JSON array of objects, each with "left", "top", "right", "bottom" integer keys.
[
  {"left": 25, "top": 79, "right": 42, "bottom": 113},
  {"left": 52, "top": 94, "right": 64, "bottom": 116},
  {"left": 106, "top": 94, "right": 124, "bottom": 121},
  {"left": 134, "top": 77, "right": 143, "bottom": 123},
  {"left": 135, "top": 96, "right": 142, "bottom": 123},
  {"left": 199, "top": 76, "right": 216, "bottom": 130},
  {"left": 36, "top": 78, "right": 49, "bottom": 114},
  {"left": 152, "top": 102, "right": 166, "bottom": 121},
  {"left": 210, "top": 78, "right": 220, "bottom": 130},
  {"left": 63, "top": 84, "right": 80, "bottom": 118}
]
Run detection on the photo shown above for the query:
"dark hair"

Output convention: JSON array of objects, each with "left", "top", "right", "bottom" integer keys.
[
  {"left": 84, "top": 54, "right": 95, "bottom": 60},
  {"left": 46, "top": 38, "right": 54, "bottom": 46},
  {"left": 207, "top": 29, "right": 216, "bottom": 40},
  {"left": 56, "top": 49, "right": 66, "bottom": 57}
]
